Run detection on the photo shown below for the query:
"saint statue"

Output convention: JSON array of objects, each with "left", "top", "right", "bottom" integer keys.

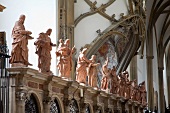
[
  {"left": 100, "top": 58, "right": 111, "bottom": 90},
  {"left": 118, "top": 72, "right": 126, "bottom": 97},
  {"left": 131, "top": 79, "right": 140, "bottom": 101},
  {"left": 139, "top": 81, "right": 147, "bottom": 105},
  {"left": 34, "top": 28, "right": 56, "bottom": 75},
  {"left": 88, "top": 55, "right": 100, "bottom": 88},
  {"left": 56, "top": 39, "right": 76, "bottom": 79},
  {"left": 109, "top": 66, "right": 120, "bottom": 94},
  {"left": 10, "top": 14, "right": 33, "bottom": 66},
  {"left": 76, "top": 48, "right": 91, "bottom": 84}
]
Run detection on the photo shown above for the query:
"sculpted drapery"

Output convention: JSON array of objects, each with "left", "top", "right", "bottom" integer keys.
[
  {"left": 34, "top": 28, "right": 56, "bottom": 74},
  {"left": 10, "top": 14, "right": 33, "bottom": 66}
]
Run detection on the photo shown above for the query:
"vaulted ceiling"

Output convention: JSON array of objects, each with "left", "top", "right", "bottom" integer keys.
[{"left": 146, "top": 0, "right": 170, "bottom": 55}]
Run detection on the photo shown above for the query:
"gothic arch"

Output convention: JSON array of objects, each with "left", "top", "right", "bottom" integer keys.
[
  {"left": 27, "top": 90, "right": 43, "bottom": 113},
  {"left": 85, "top": 15, "right": 145, "bottom": 74},
  {"left": 51, "top": 95, "right": 64, "bottom": 113},
  {"left": 85, "top": 103, "right": 93, "bottom": 113},
  {"left": 69, "top": 98, "right": 79, "bottom": 113}
]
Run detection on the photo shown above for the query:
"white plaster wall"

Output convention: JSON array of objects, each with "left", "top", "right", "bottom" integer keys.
[
  {"left": 0, "top": 0, "right": 57, "bottom": 74},
  {"left": 137, "top": 49, "right": 147, "bottom": 85},
  {"left": 74, "top": 0, "right": 128, "bottom": 57}
]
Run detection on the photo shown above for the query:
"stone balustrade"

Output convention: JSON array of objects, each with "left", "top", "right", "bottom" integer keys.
[{"left": 7, "top": 67, "right": 146, "bottom": 113}]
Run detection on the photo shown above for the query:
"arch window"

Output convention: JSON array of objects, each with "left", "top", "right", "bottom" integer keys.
[
  {"left": 25, "top": 94, "right": 39, "bottom": 113},
  {"left": 85, "top": 105, "right": 90, "bottom": 113},
  {"left": 50, "top": 99, "right": 60, "bottom": 113},
  {"left": 69, "top": 99, "right": 79, "bottom": 113}
]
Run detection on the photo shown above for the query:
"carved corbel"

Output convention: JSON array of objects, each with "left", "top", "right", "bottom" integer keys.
[
  {"left": 16, "top": 90, "right": 27, "bottom": 101},
  {"left": 43, "top": 96, "right": 53, "bottom": 105}
]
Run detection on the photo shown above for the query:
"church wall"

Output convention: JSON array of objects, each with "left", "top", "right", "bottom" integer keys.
[{"left": 0, "top": 0, "right": 57, "bottom": 74}]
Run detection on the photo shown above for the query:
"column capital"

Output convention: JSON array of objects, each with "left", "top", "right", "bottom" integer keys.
[
  {"left": 146, "top": 56, "right": 154, "bottom": 59},
  {"left": 158, "top": 67, "right": 164, "bottom": 71},
  {"left": 16, "top": 90, "right": 27, "bottom": 101},
  {"left": 43, "top": 97, "right": 52, "bottom": 105}
]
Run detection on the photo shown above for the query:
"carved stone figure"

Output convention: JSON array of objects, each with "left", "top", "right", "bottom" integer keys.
[
  {"left": 124, "top": 72, "right": 132, "bottom": 99},
  {"left": 88, "top": 55, "right": 100, "bottom": 88},
  {"left": 109, "top": 66, "right": 119, "bottom": 94},
  {"left": 10, "top": 14, "right": 33, "bottom": 66},
  {"left": 139, "top": 81, "right": 147, "bottom": 105},
  {"left": 100, "top": 58, "right": 111, "bottom": 90},
  {"left": 56, "top": 39, "right": 76, "bottom": 79},
  {"left": 76, "top": 48, "right": 91, "bottom": 84},
  {"left": 118, "top": 72, "right": 126, "bottom": 97},
  {"left": 34, "top": 28, "right": 56, "bottom": 75},
  {"left": 131, "top": 79, "right": 140, "bottom": 101}
]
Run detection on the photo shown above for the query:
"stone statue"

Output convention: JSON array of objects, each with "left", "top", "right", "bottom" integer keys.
[
  {"left": 34, "top": 28, "right": 56, "bottom": 75},
  {"left": 56, "top": 39, "right": 76, "bottom": 79},
  {"left": 87, "top": 55, "right": 100, "bottom": 88},
  {"left": 76, "top": 48, "right": 91, "bottom": 84},
  {"left": 118, "top": 72, "right": 126, "bottom": 97},
  {"left": 139, "top": 81, "right": 147, "bottom": 105},
  {"left": 10, "top": 14, "right": 33, "bottom": 67},
  {"left": 100, "top": 58, "right": 111, "bottom": 90},
  {"left": 124, "top": 72, "right": 132, "bottom": 99},
  {"left": 109, "top": 66, "right": 119, "bottom": 94},
  {"left": 131, "top": 79, "right": 140, "bottom": 101}
]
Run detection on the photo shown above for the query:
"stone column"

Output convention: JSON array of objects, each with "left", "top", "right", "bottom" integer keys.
[
  {"left": 146, "top": 25, "right": 154, "bottom": 111},
  {"left": 166, "top": 49, "right": 170, "bottom": 106},
  {"left": 167, "top": 76, "right": 170, "bottom": 106},
  {"left": 132, "top": 102, "right": 138, "bottom": 113},
  {"left": 43, "top": 97, "right": 52, "bottom": 113},
  {"left": 58, "top": 0, "right": 75, "bottom": 80},
  {"left": 15, "top": 91, "right": 27, "bottom": 113},
  {"left": 66, "top": 0, "right": 74, "bottom": 47},
  {"left": 63, "top": 97, "right": 70, "bottom": 113},
  {"left": 126, "top": 100, "right": 133, "bottom": 113},
  {"left": 130, "top": 56, "right": 137, "bottom": 81},
  {"left": 146, "top": 56, "right": 154, "bottom": 111},
  {"left": 113, "top": 99, "right": 121, "bottom": 113},
  {"left": 158, "top": 67, "right": 165, "bottom": 113}
]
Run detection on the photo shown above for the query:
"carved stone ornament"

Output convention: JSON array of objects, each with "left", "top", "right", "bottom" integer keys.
[{"left": 16, "top": 91, "right": 27, "bottom": 100}]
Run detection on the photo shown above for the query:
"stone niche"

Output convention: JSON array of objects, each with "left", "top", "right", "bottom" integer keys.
[{"left": 7, "top": 67, "right": 145, "bottom": 113}]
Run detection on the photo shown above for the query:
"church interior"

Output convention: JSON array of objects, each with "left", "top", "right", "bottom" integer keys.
[{"left": 0, "top": 0, "right": 170, "bottom": 113}]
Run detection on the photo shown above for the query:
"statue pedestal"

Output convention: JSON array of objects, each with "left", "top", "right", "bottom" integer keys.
[{"left": 11, "top": 63, "right": 27, "bottom": 67}]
